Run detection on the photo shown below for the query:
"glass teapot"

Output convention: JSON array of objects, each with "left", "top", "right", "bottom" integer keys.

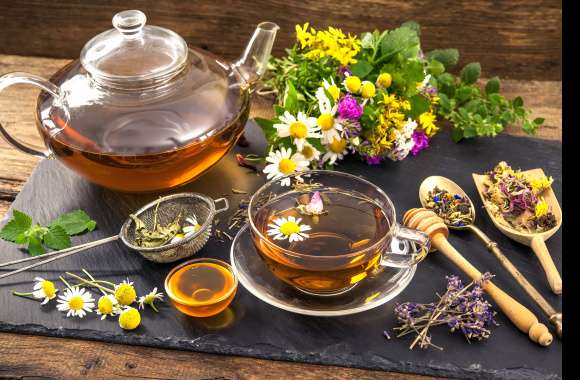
[{"left": 0, "top": 10, "right": 278, "bottom": 192}]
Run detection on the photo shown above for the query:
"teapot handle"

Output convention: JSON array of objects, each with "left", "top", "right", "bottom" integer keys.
[{"left": 0, "top": 72, "right": 61, "bottom": 158}]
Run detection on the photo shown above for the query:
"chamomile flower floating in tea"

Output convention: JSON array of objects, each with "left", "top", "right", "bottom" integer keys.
[
  {"left": 119, "top": 307, "right": 141, "bottom": 330},
  {"left": 115, "top": 279, "right": 137, "bottom": 306},
  {"left": 425, "top": 186, "right": 473, "bottom": 227},
  {"left": 267, "top": 216, "right": 311, "bottom": 242},
  {"left": 273, "top": 111, "right": 320, "bottom": 151},
  {"left": 32, "top": 277, "right": 58, "bottom": 304},
  {"left": 56, "top": 286, "right": 95, "bottom": 318},
  {"left": 138, "top": 287, "right": 164, "bottom": 312},
  {"left": 97, "top": 294, "right": 120, "bottom": 320},
  {"left": 263, "top": 147, "right": 310, "bottom": 186},
  {"left": 316, "top": 87, "right": 343, "bottom": 144}
]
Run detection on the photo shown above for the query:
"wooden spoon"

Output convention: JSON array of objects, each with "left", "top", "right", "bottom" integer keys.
[
  {"left": 472, "top": 169, "right": 562, "bottom": 295},
  {"left": 403, "top": 208, "right": 553, "bottom": 347},
  {"left": 419, "top": 176, "right": 562, "bottom": 338}
]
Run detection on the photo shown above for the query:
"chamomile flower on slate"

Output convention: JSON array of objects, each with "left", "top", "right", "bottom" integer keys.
[
  {"left": 138, "top": 287, "right": 164, "bottom": 312},
  {"left": 32, "top": 277, "right": 58, "bottom": 305},
  {"left": 114, "top": 279, "right": 137, "bottom": 306},
  {"left": 119, "top": 307, "right": 141, "bottom": 330},
  {"left": 274, "top": 111, "right": 320, "bottom": 151},
  {"left": 267, "top": 216, "right": 311, "bottom": 242},
  {"left": 263, "top": 147, "right": 309, "bottom": 186},
  {"left": 56, "top": 286, "right": 95, "bottom": 318},
  {"left": 96, "top": 294, "right": 120, "bottom": 320}
]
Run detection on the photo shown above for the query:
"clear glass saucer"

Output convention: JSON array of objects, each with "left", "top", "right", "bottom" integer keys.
[{"left": 230, "top": 224, "right": 416, "bottom": 316}]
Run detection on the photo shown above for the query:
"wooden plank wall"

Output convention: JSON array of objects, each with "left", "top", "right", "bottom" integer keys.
[{"left": 0, "top": 0, "right": 561, "bottom": 80}]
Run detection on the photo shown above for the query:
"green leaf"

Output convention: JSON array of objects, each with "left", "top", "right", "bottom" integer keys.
[
  {"left": 408, "top": 95, "right": 431, "bottom": 118},
  {"left": 27, "top": 235, "right": 45, "bottom": 256},
  {"left": 513, "top": 96, "right": 524, "bottom": 108},
  {"left": 425, "top": 49, "right": 459, "bottom": 70},
  {"left": 428, "top": 59, "right": 445, "bottom": 76},
  {"left": 0, "top": 209, "right": 32, "bottom": 242},
  {"left": 452, "top": 127, "right": 465, "bottom": 143},
  {"left": 401, "top": 21, "right": 421, "bottom": 36},
  {"left": 49, "top": 210, "right": 97, "bottom": 236},
  {"left": 485, "top": 77, "right": 500, "bottom": 95},
  {"left": 460, "top": 62, "right": 481, "bottom": 85},
  {"left": 380, "top": 26, "right": 420, "bottom": 60},
  {"left": 282, "top": 81, "right": 299, "bottom": 113},
  {"left": 43, "top": 225, "right": 71, "bottom": 250},
  {"left": 350, "top": 60, "right": 373, "bottom": 78},
  {"left": 254, "top": 117, "right": 278, "bottom": 142},
  {"left": 533, "top": 117, "right": 545, "bottom": 125}
]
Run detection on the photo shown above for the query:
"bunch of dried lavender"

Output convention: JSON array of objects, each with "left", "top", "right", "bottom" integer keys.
[{"left": 392, "top": 273, "right": 497, "bottom": 350}]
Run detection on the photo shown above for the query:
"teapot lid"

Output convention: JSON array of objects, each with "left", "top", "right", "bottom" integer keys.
[{"left": 80, "top": 10, "right": 188, "bottom": 88}]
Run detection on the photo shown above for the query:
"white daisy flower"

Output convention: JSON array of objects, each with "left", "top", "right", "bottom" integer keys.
[
  {"left": 56, "top": 286, "right": 95, "bottom": 318},
  {"left": 171, "top": 215, "right": 201, "bottom": 244},
  {"left": 96, "top": 294, "right": 120, "bottom": 320},
  {"left": 263, "top": 147, "right": 310, "bottom": 186},
  {"left": 32, "top": 277, "right": 58, "bottom": 305},
  {"left": 322, "top": 138, "right": 349, "bottom": 165},
  {"left": 138, "top": 287, "right": 164, "bottom": 312},
  {"left": 267, "top": 216, "right": 311, "bottom": 242},
  {"left": 316, "top": 87, "right": 344, "bottom": 144},
  {"left": 298, "top": 141, "right": 321, "bottom": 162},
  {"left": 322, "top": 77, "right": 340, "bottom": 101},
  {"left": 274, "top": 111, "right": 320, "bottom": 151}
]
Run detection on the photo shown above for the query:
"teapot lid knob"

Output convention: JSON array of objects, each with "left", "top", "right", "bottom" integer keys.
[{"left": 112, "top": 10, "right": 147, "bottom": 37}]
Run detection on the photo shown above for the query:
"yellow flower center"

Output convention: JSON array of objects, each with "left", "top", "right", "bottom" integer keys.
[
  {"left": 119, "top": 307, "right": 141, "bottom": 330},
  {"left": 68, "top": 296, "right": 84, "bottom": 311},
  {"left": 301, "top": 145, "right": 315, "bottom": 160},
  {"left": 317, "top": 114, "right": 335, "bottom": 131},
  {"left": 327, "top": 84, "right": 340, "bottom": 100},
  {"left": 278, "top": 158, "right": 297, "bottom": 175},
  {"left": 98, "top": 296, "right": 114, "bottom": 314},
  {"left": 42, "top": 280, "right": 56, "bottom": 298},
  {"left": 328, "top": 138, "right": 347, "bottom": 153},
  {"left": 361, "top": 82, "right": 376, "bottom": 99},
  {"left": 535, "top": 198, "right": 549, "bottom": 218},
  {"left": 377, "top": 73, "right": 392, "bottom": 88},
  {"left": 345, "top": 76, "right": 362, "bottom": 93},
  {"left": 115, "top": 284, "right": 137, "bottom": 306},
  {"left": 279, "top": 221, "right": 301, "bottom": 236},
  {"left": 289, "top": 121, "right": 308, "bottom": 139}
]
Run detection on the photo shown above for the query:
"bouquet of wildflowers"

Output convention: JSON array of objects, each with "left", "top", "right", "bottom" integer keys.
[{"left": 255, "top": 22, "right": 543, "bottom": 181}]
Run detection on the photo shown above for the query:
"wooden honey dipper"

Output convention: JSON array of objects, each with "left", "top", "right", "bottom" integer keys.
[{"left": 403, "top": 208, "right": 553, "bottom": 347}]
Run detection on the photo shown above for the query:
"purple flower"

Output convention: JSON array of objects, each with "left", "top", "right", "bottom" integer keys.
[
  {"left": 337, "top": 95, "right": 363, "bottom": 120},
  {"left": 410, "top": 130, "right": 429, "bottom": 156},
  {"left": 338, "top": 66, "right": 352, "bottom": 78},
  {"left": 364, "top": 155, "right": 383, "bottom": 165}
]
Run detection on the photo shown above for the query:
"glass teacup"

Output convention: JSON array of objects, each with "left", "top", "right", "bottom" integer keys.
[{"left": 248, "top": 170, "right": 430, "bottom": 296}]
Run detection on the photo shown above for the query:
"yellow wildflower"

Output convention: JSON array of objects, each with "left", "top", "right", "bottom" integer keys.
[
  {"left": 294, "top": 24, "right": 361, "bottom": 66},
  {"left": 119, "top": 307, "right": 141, "bottom": 330},
  {"left": 344, "top": 75, "right": 362, "bottom": 93},
  {"left": 114, "top": 280, "right": 137, "bottom": 306},
  {"left": 376, "top": 73, "right": 392, "bottom": 89},
  {"left": 531, "top": 176, "right": 553, "bottom": 194},
  {"left": 419, "top": 112, "right": 439, "bottom": 137},
  {"left": 361, "top": 81, "right": 376, "bottom": 99},
  {"left": 535, "top": 198, "right": 549, "bottom": 218}
]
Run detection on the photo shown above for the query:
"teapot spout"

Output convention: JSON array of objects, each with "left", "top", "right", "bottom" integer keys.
[{"left": 234, "top": 22, "right": 279, "bottom": 86}]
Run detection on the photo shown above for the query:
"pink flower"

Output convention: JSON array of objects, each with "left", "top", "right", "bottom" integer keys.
[{"left": 337, "top": 95, "right": 363, "bottom": 120}]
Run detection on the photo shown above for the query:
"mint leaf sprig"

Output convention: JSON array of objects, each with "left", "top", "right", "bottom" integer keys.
[{"left": 0, "top": 209, "right": 97, "bottom": 256}]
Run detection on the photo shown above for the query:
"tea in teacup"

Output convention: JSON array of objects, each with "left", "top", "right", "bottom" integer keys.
[{"left": 252, "top": 189, "right": 391, "bottom": 295}]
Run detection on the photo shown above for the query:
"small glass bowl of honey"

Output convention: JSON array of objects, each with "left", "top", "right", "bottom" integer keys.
[{"left": 165, "top": 258, "right": 238, "bottom": 317}]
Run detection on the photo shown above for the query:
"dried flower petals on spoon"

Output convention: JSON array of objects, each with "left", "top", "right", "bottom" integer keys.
[{"left": 425, "top": 186, "right": 473, "bottom": 227}]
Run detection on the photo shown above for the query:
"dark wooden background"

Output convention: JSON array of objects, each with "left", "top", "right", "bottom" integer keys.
[{"left": 0, "top": 0, "right": 561, "bottom": 80}]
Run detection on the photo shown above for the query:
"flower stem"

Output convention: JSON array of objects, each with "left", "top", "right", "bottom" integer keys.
[{"left": 12, "top": 291, "right": 40, "bottom": 301}]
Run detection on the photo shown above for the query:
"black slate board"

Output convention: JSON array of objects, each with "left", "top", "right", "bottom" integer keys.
[{"left": 0, "top": 122, "right": 562, "bottom": 379}]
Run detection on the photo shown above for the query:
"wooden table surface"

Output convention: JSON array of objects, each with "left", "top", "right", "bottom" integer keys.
[{"left": 0, "top": 54, "right": 562, "bottom": 379}]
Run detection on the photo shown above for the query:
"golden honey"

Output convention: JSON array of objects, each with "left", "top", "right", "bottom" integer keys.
[{"left": 165, "top": 258, "right": 237, "bottom": 317}]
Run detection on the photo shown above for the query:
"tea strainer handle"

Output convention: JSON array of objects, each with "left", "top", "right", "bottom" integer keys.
[
  {"left": 380, "top": 224, "right": 430, "bottom": 268},
  {"left": 213, "top": 197, "right": 230, "bottom": 214},
  {"left": 0, "top": 72, "right": 62, "bottom": 158}
]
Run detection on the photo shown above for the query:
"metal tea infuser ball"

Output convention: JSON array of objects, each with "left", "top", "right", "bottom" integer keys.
[{"left": 0, "top": 193, "right": 229, "bottom": 279}]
